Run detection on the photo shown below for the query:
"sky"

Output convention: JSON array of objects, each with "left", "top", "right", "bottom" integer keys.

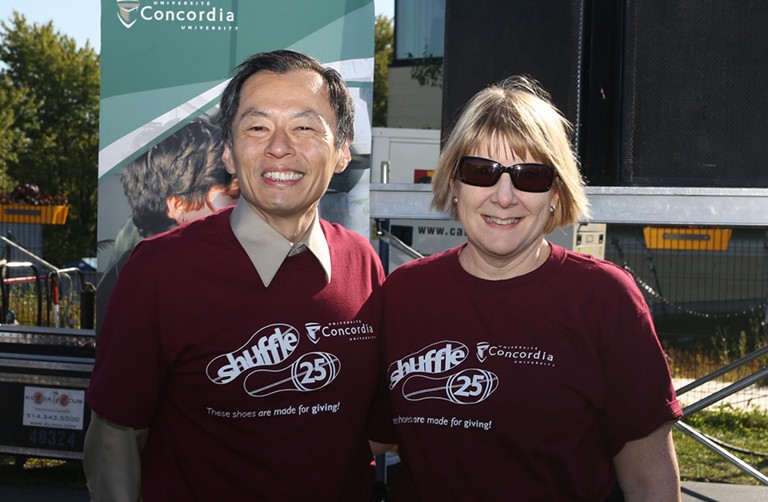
[{"left": 0, "top": 0, "right": 394, "bottom": 53}]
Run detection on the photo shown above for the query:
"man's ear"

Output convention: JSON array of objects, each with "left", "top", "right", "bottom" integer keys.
[
  {"left": 222, "top": 144, "right": 236, "bottom": 175},
  {"left": 334, "top": 142, "right": 352, "bottom": 174}
]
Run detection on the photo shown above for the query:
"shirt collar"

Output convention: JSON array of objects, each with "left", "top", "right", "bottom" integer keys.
[{"left": 230, "top": 198, "right": 332, "bottom": 287}]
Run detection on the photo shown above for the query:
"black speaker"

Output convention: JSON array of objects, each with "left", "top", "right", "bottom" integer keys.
[
  {"left": 618, "top": 1, "right": 768, "bottom": 187},
  {"left": 442, "top": 0, "right": 768, "bottom": 188},
  {"left": 442, "top": 0, "right": 588, "bottom": 144}
]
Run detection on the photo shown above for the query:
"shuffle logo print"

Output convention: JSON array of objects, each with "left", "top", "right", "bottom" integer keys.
[
  {"left": 244, "top": 352, "right": 340, "bottom": 397},
  {"left": 206, "top": 323, "right": 344, "bottom": 399},
  {"left": 402, "top": 368, "right": 498, "bottom": 405},
  {"left": 116, "top": 0, "right": 140, "bottom": 29},
  {"left": 389, "top": 341, "right": 498, "bottom": 405},
  {"left": 388, "top": 341, "right": 468, "bottom": 389},
  {"left": 206, "top": 324, "right": 299, "bottom": 385}
]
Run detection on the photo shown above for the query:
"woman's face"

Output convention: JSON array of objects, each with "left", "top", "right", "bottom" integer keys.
[{"left": 456, "top": 141, "right": 558, "bottom": 277}]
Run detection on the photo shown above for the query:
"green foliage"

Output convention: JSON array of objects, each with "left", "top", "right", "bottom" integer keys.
[
  {"left": 373, "top": 15, "right": 393, "bottom": 127},
  {"left": 407, "top": 48, "right": 443, "bottom": 88},
  {"left": 686, "top": 405, "right": 768, "bottom": 434},
  {"left": 665, "top": 311, "right": 768, "bottom": 483},
  {"left": 675, "top": 407, "right": 768, "bottom": 484},
  {"left": 4, "top": 278, "right": 85, "bottom": 328},
  {"left": 0, "top": 12, "right": 99, "bottom": 265},
  {"left": 666, "top": 310, "right": 768, "bottom": 388},
  {"left": 0, "top": 82, "right": 29, "bottom": 191}
]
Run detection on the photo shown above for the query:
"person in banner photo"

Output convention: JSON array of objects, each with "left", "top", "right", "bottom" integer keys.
[
  {"left": 84, "top": 50, "right": 392, "bottom": 501},
  {"left": 381, "top": 76, "right": 683, "bottom": 501},
  {"left": 95, "top": 115, "right": 240, "bottom": 334}
]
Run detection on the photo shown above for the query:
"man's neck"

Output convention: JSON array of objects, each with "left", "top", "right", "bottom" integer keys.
[{"left": 248, "top": 203, "right": 317, "bottom": 243}]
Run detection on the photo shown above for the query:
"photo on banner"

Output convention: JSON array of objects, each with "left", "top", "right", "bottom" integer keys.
[{"left": 97, "top": 0, "right": 375, "bottom": 331}]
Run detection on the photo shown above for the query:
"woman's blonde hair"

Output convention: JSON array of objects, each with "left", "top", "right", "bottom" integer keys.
[{"left": 432, "top": 75, "right": 590, "bottom": 233}]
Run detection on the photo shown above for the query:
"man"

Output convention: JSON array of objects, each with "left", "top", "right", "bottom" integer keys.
[{"left": 85, "top": 50, "right": 390, "bottom": 501}]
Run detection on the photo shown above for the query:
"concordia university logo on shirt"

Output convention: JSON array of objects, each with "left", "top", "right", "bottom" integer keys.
[
  {"left": 475, "top": 341, "right": 556, "bottom": 367},
  {"left": 304, "top": 320, "right": 376, "bottom": 344}
]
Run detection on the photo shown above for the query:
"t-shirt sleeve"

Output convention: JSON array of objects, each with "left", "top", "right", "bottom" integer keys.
[
  {"left": 87, "top": 243, "right": 166, "bottom": 428},
  {"left": 598, "top": 269, "right": 683, "bottom": 455}
]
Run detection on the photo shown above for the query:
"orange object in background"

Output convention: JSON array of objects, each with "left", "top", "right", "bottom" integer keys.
[
  {"left": 643, "top": 227, "right": 732, "bottom": 251},
  {"left": 0, "top": 204, "right": 69, "bottom": 224}
]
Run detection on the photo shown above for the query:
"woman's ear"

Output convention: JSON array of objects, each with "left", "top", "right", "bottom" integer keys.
[{"left": 551, "top": 183, "right": 561, "bottom": 209}]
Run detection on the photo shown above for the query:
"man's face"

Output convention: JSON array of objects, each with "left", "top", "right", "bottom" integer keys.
[{"left": 222, "top": 69, "right": 350, "bottom": 234}]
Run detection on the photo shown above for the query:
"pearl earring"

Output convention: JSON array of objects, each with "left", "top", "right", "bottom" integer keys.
[
  {"left": 452, "top": 196, "right": 458, "bottom": 204},
  {"left": 549, "top": 205, "right": 555, "bottom": 214}
]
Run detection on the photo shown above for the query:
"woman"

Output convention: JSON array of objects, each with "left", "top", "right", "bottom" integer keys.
[{"left": 381, "top": 76, "right": 683, "bottom": 501}]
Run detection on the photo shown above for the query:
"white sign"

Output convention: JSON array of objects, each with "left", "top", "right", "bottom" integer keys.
[{"left": 23, "top": 386, "right": 86, "bottom": 431}]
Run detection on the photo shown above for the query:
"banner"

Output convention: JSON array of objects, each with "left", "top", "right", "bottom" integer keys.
[{"left": 97, "top": 0, "right": 375, "bottom": 328}]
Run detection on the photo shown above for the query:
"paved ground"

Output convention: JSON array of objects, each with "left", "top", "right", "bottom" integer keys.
[
  {"left": 682, "top": 481, "right": 768, "bottom": 501},
  {"left": 0, "top": 485, "right": 88, "bottom": 501}
]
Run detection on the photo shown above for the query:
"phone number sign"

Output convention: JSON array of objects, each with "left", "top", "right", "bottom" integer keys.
[{"left": 22, "top": 386, "right": 86, "bottom": 431}]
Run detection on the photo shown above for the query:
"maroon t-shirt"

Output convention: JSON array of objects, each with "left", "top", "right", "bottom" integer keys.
[
  {"left": 88, "top": 208, "right": 389, "bottom": 501},
  {"left": 382, "top": 244, "right": 683, "bottom": 501}
]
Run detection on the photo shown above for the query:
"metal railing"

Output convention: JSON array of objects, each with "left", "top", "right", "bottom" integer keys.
[
  {"left": 674, "top": 345, "right": 768, "bottom": 485},
  {"left": 0, "top": 236, "right": 95, "bottom": 329}
]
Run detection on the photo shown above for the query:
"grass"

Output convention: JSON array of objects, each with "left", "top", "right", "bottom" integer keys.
[
  {"left": 675, "top": 406, "right": 768, "bottom": 485},
  {"left": 662, "top": 313, "right": 768, "bottom": 485}
]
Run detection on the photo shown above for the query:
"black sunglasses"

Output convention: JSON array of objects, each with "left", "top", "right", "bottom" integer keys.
[{"left": 458, "top": 156, "right": 555, "bottom": 192}]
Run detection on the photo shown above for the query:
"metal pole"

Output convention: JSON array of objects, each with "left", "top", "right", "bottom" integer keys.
[
  {"left": 675, "top": 421, "right": 768, "bottom": 485},
  {"left": 676, "top": 344, "right": 768, "bottom": 395},
  {"left": 0, "top": 236, "right": 58, "bottom": 271},
  {"left": 681, "top": 366, "right": 768, "bottom": 416}
]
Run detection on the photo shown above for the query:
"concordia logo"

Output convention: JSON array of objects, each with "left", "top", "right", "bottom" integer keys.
[
  {"left": 115, "top": 0, "right": 237, "bottom": 31},
  {"left": 304, "top": 320, "right": 375, "bottom": 344},
  {"left": 116, "top": 0, "right": 140, "bottom": 29},
  {"left": 476, "top": 342, "right": 490, "bottom": 362},
  {"left": 476, "top": 342, "right": 556, "bottom": 366}
]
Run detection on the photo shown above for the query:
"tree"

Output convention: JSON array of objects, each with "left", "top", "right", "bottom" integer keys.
[
  {"left": 408, "top": 52, "right": 443, "bottom": 89},
  {"left": 0, "top": 12, "right": 99, "bottom": 265},
  {"left": 373, "top": 15, "right": 393, "bottom": 127},
  {"left": 0, "top": 82, "right": 29, "bottom": 190}
]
